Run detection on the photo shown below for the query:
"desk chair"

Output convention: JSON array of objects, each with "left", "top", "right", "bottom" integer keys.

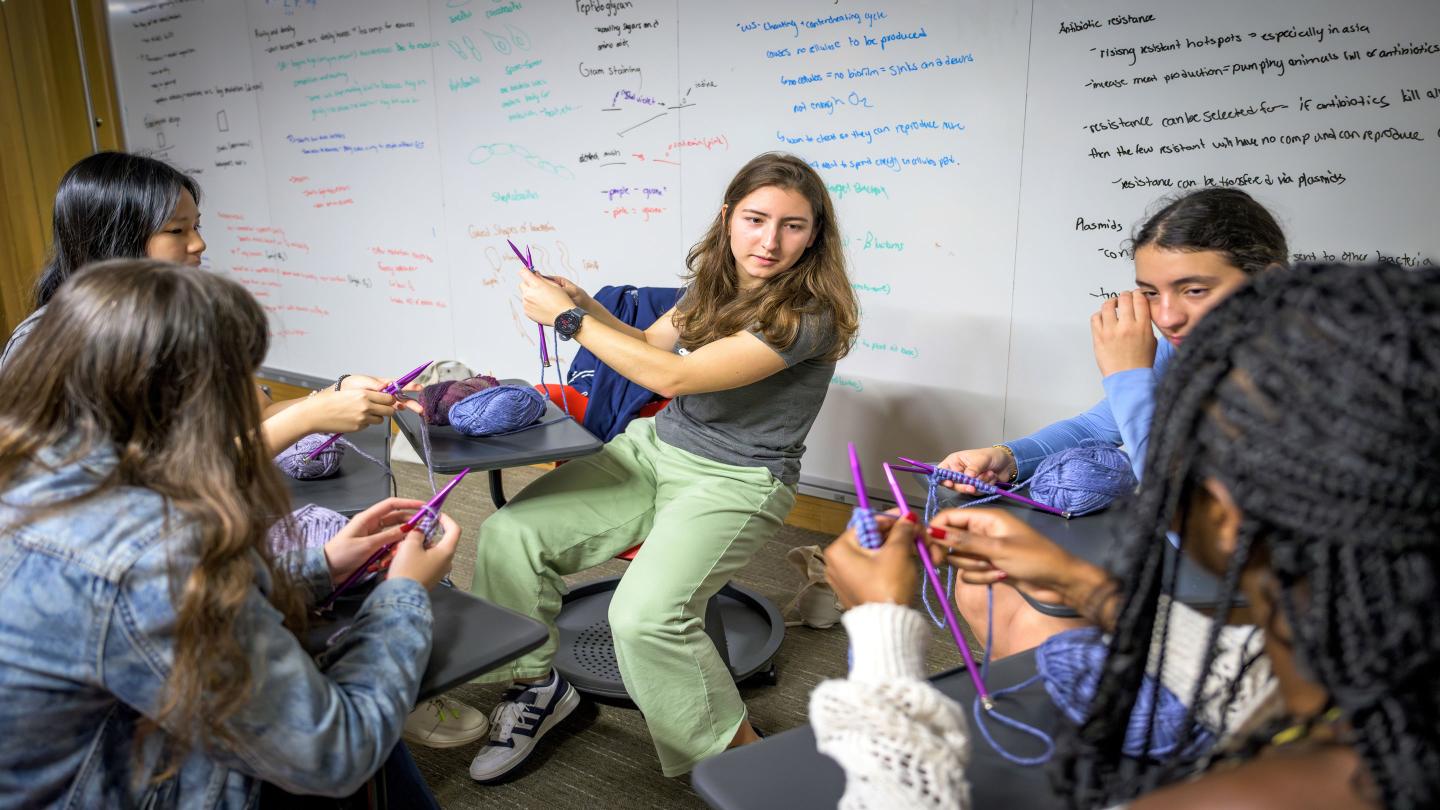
[{"left": 540, "top": 286, "right": 786, "bottom": 701}]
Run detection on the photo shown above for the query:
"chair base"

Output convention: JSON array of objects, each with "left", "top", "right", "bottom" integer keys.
[{"left": 554, "top": 577, "right": 784, "bottom": 701}]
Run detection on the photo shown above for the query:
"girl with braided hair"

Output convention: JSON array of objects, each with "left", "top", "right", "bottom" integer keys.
[
  {"left": 943, "top": 187, "right": 1291, "bottom": 659},
  {"left": 819, "top": 262, "right": 1440, "bottom": 809}
]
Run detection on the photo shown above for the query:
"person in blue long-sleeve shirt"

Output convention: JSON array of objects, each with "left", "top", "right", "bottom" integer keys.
[{"left": 940, "top": 188, "right": 1290, "bottom": 658}]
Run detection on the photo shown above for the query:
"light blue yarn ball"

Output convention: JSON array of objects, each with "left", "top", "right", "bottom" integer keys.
[
  {"left": 449, "top": 384, "right": 547, "bottom": 437},
  {"left": 1028, "top": 444, "right": 1136, "bottom": 516}
]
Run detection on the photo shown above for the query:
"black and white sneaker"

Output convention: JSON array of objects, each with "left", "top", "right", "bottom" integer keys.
[{"left": 468, "top": 670, "right": 579, "bottom": 783}]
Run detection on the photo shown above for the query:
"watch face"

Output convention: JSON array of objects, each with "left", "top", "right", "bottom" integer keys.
[{"left": 556, "top": 309, "right": 583, "bottom": 339}]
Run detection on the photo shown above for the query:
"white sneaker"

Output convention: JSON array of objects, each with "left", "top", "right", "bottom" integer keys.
[
  {"left": 468, "top": 670, "right": 580, "bottom": 783},
  {"left": 403, "top": 696, "right": 489, "bottom": 749}
]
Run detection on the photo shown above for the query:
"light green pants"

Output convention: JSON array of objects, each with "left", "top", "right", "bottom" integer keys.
[{"left": 470, "top": 418, "right": 795, "bottom": 775}]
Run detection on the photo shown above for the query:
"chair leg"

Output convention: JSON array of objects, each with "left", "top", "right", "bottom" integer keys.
[{"left": 703, "top": 590, "right": 734, "bottom": 677}]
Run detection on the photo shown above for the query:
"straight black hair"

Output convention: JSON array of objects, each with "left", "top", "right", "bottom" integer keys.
[
  {"left": 1133, "top": 188, "right": 1289, "bottom": 276},
  {"left": 33, "top": 152, "right": 201, "bottom": 308}
]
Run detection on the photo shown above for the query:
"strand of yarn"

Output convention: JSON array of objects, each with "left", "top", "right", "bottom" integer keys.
[
  {"left": 972, "top": 584, "right": 1057, "bottom": 766},
  {"left": 275, "top": 433, "right": 345, "bottom": 480},
  {"left": 917, "top": 468, "right": 999, "bottom": 631},
  {"left": 1027, "top": 443, "right": 1136, "bottom": 516},
  {"left": 417, "top": 413, "right": 439, "bottom": 495},
  {"left": 544, "top": 325, "right": 573, "bottom": 418}
]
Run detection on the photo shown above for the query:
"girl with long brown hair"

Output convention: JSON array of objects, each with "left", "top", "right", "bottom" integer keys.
[
  {"left": 0, "top": 260, "right": 460, "bottom": 807},
  {"left": 460, "top": 152, "right": 859, "bottom": 782}
]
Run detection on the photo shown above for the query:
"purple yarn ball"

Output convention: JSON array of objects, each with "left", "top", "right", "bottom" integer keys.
[
  {"left": 275, "top": 433, "right": 345, "bottom": 479},
  {"left": 267, "top": 503, "right": 348, "bottom": 554},
  {"left": 421, "top": 374, "right": 500, "bottom": 426}
]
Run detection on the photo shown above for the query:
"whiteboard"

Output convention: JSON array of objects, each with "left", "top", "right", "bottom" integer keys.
[{"left": 106, "top": 0, "right": 1440, "bottom": 499}]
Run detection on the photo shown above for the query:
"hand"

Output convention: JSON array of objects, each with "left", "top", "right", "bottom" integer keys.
[
  {"left": 548, "top": 275, "right": 593, "bottom": 311},
  {"left": 388, "top": 512, "right": 462, "bottom": 589},
  {"left": 322, "top": 497, "right": 426, "bottom": 586},
  {"left": 297, "top": 388, "right": 404, "bottom": 433},
  {"left": 341, "top": 374, "right": 424, "bottom": 415},
  {"left": 824, "top": 513, "right": 925, "bottom": 608},
  {"left": 519, "top": 269, "right": 577, "bottom": 325},
  {"left": 937, "top": 447, "right": 1013, "bottom": 494},
  {"left": 927, "top": 508, "right": 1106, "bottom": 609},
  {"left": 1091, "top": 291, "right": 1158, "bottom": 378}
]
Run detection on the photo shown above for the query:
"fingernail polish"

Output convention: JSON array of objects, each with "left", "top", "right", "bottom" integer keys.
[
  {"left": 927, "top": 527, "right": 947, "bottom": 539},
  {"left": 902, "top": 512, "right": 917, "bottom": 523}
]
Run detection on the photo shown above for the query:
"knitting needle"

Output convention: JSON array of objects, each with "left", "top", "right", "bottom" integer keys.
[
  {"left": 304, "top": 360, "right": 433, "bottom": 461},
  {"left": 508, "top": 239, "right": 551, "bottom": 368},
  {"left": 896, "top": 456, "right": 1069, "bottom": 518},
  {"left": 319, "top": 467, "right": 471, "bottom": 610},
  {"left": 882, "top": 462, "right": 995, "bottom": 710},
  {"left": 847, "top": 442, "right": 883, "bottom": 549}
]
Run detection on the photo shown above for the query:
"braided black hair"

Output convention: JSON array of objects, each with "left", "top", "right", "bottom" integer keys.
[{"left": 1059, "top": 262, "right": 1440, "bottom": 808}]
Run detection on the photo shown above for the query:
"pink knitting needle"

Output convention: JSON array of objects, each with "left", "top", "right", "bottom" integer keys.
[
  {"left": 897, "top": 456, "right": 1070, "bottom": 518},
  {"left": 508, "top": 239, "right": 551, "bottom": 368},
  {"left": 304, "top": 360, "right": 433, "bottom": 461},
  {"left": 882, "top": 462, "right": 994, "bottom": 710},
  {"left": 319, "top": 467, "right": 470, "bottom": 610}
]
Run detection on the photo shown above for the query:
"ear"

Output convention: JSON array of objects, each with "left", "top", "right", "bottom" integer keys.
[{"left": 1197, "top": 477, "right": 1243, "bottom": 558}]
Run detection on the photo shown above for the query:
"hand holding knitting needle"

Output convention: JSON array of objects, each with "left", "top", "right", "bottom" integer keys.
[
  {"left": 824, "top": 513, "right": 923, "bottom": 608},
  {"left": 519, "top": 269, "right": 581, "bottom": 325},
  {"left": 322, "top": 497, "right": 427, "bottom": 587}
]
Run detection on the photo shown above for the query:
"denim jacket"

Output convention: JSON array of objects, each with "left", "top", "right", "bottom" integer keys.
[{"left": 0, "top": 442, "right": 432, "bottom": 808}]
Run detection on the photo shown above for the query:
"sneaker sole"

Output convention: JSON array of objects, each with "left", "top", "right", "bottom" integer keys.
[
  {"left": 402, "top": 725, "right": 489, "bottom": 749},
  {"left": 470, "top": 685, "right": 581, "bottom": 783}
]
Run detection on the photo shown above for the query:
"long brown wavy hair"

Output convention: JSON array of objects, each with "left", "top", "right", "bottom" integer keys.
[
  {"left": 677, "top": 152, "right": 858, "bottom": 361},
  {"left": 0, "top": 259, "right": 303, "bottom": 777}
]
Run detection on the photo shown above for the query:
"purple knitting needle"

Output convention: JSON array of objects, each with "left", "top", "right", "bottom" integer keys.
[
  {"left": 304, "top": 360, "right": 433, "bottom": 461},
  {"left": 847, "top": 442, "right": 871, "bottom": 513},
  {"left": 508, "top": 239, "right": 550, "bottom": 368},
  {"left": 319, "top": 467, "right": 470, "bottom": 610},
  {"left": 882, "top": 463, "right": 995, "bottom": 710},
  {"left": 897, "top": 456, "right": 1070, "bottom": 519}
]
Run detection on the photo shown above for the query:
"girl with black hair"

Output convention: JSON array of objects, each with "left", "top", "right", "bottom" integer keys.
[
  {"left": 0, "top": 152, "right": 419, "bottom": 456},
  {"left": 942, "top": 188, "right": 1290, "bottom": 658},
  {"left": 820, "top": 262, "right": 1440, "bottom": 809}
]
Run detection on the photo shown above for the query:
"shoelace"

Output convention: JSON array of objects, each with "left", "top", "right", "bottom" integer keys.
[
  {"left": 487, "top": 690, "right": 537, "bottom": 744},
  {"left": 428, "top": 698, "right": 457, "bottom": 723}
]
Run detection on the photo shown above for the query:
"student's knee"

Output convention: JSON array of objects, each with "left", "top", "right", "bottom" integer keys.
[
  {"left": 608, "top": 586, "right": 684, "bottom": 647},
  {"left": 954, "top": 578, "right": 992, "bottom": 631}
]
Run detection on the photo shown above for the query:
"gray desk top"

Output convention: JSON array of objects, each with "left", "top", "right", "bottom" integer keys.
[
  {"left": 693, "top": 650, "right": 1067, "bottom": 810},
  {"left": 315, "top": 584, "right": 548, "bottom": 703},
  {"left": 393, "top": 379, "right": 603, "bottom": 475},
  {"left": 283, "top": 419, "right": 393, "bottom": 517}
]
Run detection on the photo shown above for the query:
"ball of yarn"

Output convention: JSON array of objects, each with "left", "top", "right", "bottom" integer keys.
[
  {"left": 266, "top": 503, "right": 349, "bottom": 554},
  {"left": 275, "top": 433, "right": 345, "bottom": 480},
  {"left": 1027, "top": 444, "right": 1136, "bottom": 516},
  {"left": 449, "top": 384, "right": 547, "bottom": 437},
  {"left": 420, "top": 374, "right": 500, "bottom": 426},
  {"left": 1036, "top": 627, "right": 1214, "bottom": 758}
]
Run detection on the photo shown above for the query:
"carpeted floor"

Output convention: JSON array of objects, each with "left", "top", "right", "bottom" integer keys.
[{"left": 394, "top": 461, "right": 971, "bottom": 809}]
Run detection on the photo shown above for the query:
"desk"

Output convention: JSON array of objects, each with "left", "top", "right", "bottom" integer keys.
[
  {"left": 283, "top": 419, "right": 394, "bottom": 517},
  {"left": 393, "top": 378, "right": 603, "bottom": 507},
  {"left": 692, "top": 650, "right": 1067, "bottom": 810},
  {"left": 314, "top": 584, "right": 548, "bottom": 702}
]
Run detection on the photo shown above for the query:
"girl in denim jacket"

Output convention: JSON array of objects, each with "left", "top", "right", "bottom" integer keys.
[{"left": 0, "top": 260, "right": 459, "bottom": 808}]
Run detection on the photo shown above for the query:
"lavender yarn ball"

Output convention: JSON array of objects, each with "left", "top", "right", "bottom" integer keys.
[
  {"left": 421, "top": 374, "right": 500, "bottom": 426},
  {"left": 449, "top": 384, "right": 547, "bottom": 437},
  {"left": 275, "top": 433, "right": 345, "bottom": 479},
  {"left": 1028, "top": 444, "right": 1137, "bottom": 516},
  {"left": 267, "top": 503, "right": 348, "bottom": 554}
]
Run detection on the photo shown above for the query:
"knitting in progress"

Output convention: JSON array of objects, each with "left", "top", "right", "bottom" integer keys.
[{"left": 266, "top": 503, "right": 349, "bottom": 555}]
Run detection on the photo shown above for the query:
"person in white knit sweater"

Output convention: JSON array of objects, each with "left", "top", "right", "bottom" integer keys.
[{"left": 812, "top": 263, "right": 1440, "bottom": 810}]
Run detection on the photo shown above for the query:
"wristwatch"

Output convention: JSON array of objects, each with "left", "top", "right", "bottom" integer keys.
[{"left": 554, "top": 307, "right": 586, "bottom": 341}]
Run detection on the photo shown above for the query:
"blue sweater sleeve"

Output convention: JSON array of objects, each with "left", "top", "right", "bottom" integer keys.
[{"left": 1004, "top": 341, "right": 1174, "bottom": 480}]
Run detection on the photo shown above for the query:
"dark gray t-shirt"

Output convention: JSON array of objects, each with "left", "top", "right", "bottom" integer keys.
[
  {"left": 0, "top": 306, "right": 44, "bottom": 371},
  {"left": 654, "top": 310, "right": 835, "bottom": 486}
]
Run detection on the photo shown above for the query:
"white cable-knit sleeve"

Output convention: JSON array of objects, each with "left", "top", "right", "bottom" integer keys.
[
  {"left": 1149, "top": 599, "right": 1275, "bottom": 739},
  {"left": 809, "top": 603, "right": 971, "bottom": 810}
]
